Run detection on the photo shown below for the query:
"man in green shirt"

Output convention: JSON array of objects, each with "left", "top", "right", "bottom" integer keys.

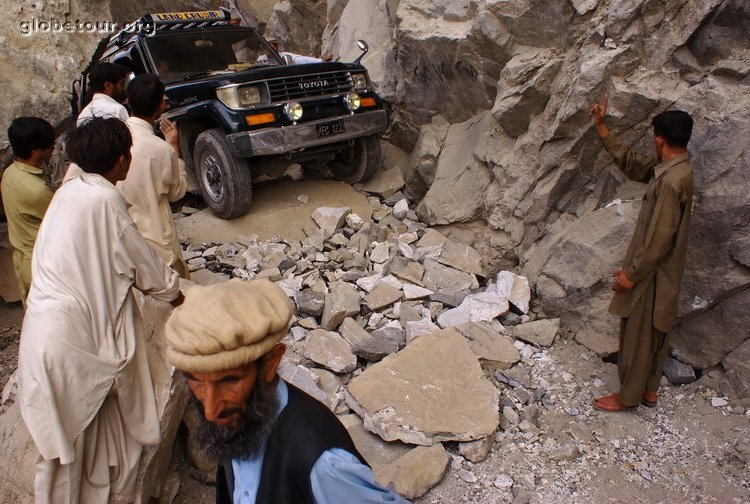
[
  {"left": 590, "top": 97, "right": 695, "bottom": 412},
  {"left": 1, "top": 117, "right": 55, "bottom": 304}
]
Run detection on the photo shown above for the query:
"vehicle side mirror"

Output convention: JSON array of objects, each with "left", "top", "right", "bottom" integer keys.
[
  {"left": 353, "top": 40, "right": 369, "bottom": 65},
  {"left": 283, "top": 53, "right": 294, "bottom": 65}
]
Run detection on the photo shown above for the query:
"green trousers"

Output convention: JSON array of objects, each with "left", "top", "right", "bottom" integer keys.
[{"left": 617, "top": 279, "right": 670, "bottom": 407}]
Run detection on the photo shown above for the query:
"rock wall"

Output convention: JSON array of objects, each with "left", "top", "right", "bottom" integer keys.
[{"left": 323, "top": 0, "right": 750, "bottom": 390}]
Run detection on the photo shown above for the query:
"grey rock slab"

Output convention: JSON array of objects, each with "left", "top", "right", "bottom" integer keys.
[
  {"left": 295, "top": 289, "right": 326, "bottom": 317},
  {"left": 356, "top": 273, "right": 383, "bottom": 293},
  {"left": 346, "top": 213, "right": 364, "bottom": 231},
  {"left": 189, "top": 269, "right": 230, "bottom": 286},
  {"left": 377, "top": 444, "right": 450, "bottom": 500},
  {"left": 663, "top": 356, "right": 697, "bottom": 385},
  {"left": 423, "top": 259, "right": 478, "bottom": 294},
  {"left": 277, "top": 361, "right": 330, "bottom": 407},
  {"left": 393, "top": 199, "right": 410, "bottom": 220},
  {"left": 370, "top": 242, "right": 391, "bottom": 264},
  {"left": 321, "top": 282, "right": 361, "bottom": 330},
  {"left": 310, "top": 368, "right": 342, "bottom": 395},
  {"left": 511, "top": 318, "right": 560, "bottom": 347},
  {"left": 437, "top": 291, "right": 510, "bottom": 328},
  {"left": 304, "top": 329, "right": 358, "bottom": 373},
  {"left": 458, "top": 435, "right": 494, "bottom": 463},
  {"left": 549, "top": 440, "right": 581, "bottom": 462},
  {"left": 405, "top": 318, "right": 441, "bottom": 344},
  {"left": 361, "top": 168, "right": 405, "bottom": 198},
  {"left": 364, "top": 284, "right": 402, "bottom": 311},
  {"left": 436, "top": 240, "right": 484, "bottom": 276},
  {"left": 371, "top": 320, "right": 406, "bottom": 352},
  {"left": 346, "top": 328, "right": 500, "bottom": 445},
  {"left": 456, "top": 322, "right": 520, "bottom": 370},
  {"left": 312, "top": 207, "right": 351, "bottom": 236},
  {"left": 340, "top": 317, "right": 399, "bottom": 361},
  {"left": 724, "top": 337, "right": 750, "bottom": 398},
  {"left": 403, "top": 283, "right": 433, "bottom": 300},
  {"left": 387, "top": 257, "right": 425, "bottom": 285},
  {"left": 494, "top": 271, "right": 531, "bottom": 314},
  {"left": 416, "top": 228, "right": 447, "bottom": 248}
]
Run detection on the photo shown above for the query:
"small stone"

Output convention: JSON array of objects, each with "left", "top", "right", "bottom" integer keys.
[
  {"left": 458, "top": 436, "right": 493, "bottom": 463},
  {"left": 295, "top": 289, "right": 326, "bottom": 317},
  {"left": 511, "top": 319, "right": 560, "bottom": 347},
  {"left": 403, "top": 283, "right": 433, "bottom": 300},
  {"left": 393, "top": 199, "right": 409, "bottom": 220},
  {"left": 370, "top": 242, "right": 390, "bottom": 264},
  {"left": 457, "top": 469, "right": 477, "bottom": 483},
  {"left": 290, "top": 326, "right": 308, "bottom": 341},
  {"left": 181, "top": 206, "right": 199, "bottom": 215},
  {"left": 321, "top": 282, "right": 361, "bottom": 330},
  {"left": 346, "top": 213, "right": 364, "bottom": 231},
  {"left": 493, "top": 474, "right": 514, "bottom": 489},
  {"left": 364, "top": 284, "right": 402, "bottom": 311},
  {"left": 663, "top": 356, "right": 697, "bottom": 385},
  {"left": 711, "top": 397, "right": 729, "bottom": 407},
  {"left": 304, "top": 329, "right": 357, "bottom": 373},
  {"left": 298, "top": 317, "right": 318, "bottom": 329},
  {"left": 503, "top": 406, "right": 519, "bottom": 425},
  {"left": 312, "top": 207, "right": 350, "bottom": 236},
  {"left": 405, "top": 318, "right": 441, "bottom": 344},
  {"left": 549, "top": 441, "right": 580, "bottom": 462},
  {"left": 297, "top": 194, "right": 309, "bottom": 203}
]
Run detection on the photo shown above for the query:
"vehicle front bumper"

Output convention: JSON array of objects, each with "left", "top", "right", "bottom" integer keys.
[{"left": 227, "top": 109, "right": 387, "bottom": 157}]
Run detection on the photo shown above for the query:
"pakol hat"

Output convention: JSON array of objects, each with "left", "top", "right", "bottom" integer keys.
[{"left": 165, "top": 279, "right": 293, "bottom": 373}]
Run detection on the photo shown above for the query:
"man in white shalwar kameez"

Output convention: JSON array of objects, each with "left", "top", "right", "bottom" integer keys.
[
  {"left": 18, "top": 117, "right": 182, "bottom": 504},
  {"left": 117, "top": 74, "right": 189, "bottom": 278}
]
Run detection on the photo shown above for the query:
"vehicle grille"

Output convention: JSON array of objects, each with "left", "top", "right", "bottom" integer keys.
[{"left": 268, "top": 71, "right": 353, "bottom": 102}]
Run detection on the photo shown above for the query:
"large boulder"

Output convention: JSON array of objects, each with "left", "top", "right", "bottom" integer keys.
[
  {"left": 265, "top": 0, "right": 328, "bottom": 55},
  {"left": 345, "top": 328, "right": 499, "bottom": 445}
]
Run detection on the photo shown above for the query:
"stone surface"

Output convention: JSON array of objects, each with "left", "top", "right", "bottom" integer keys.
[
  {"left": 361, "top": 168, "right": 406, "bottom": 198},
  {"left": 340, "top": 317, "right": 398, "bottom": 361},
  {"left": 277, "top": 361, "right": 330, "bottom": 407},
  {"left": 346, "top": 329, "right": 499, "bottom": 445},
  {"left": 387, "top": 257, "right": 425, "bottom": 285},
  {"left": 437, "top": 291, "right": 510, "bottom": 328},
  {"left": 663, "top": 356, "right": 697, "bottom": 385},
  {"left": 495, "top": 271, "right": 531, "bottom": 314},
  {"left": 311, "top": 207, "right": 351, "bottom": 236},
  {"left": 295, "top": 289, "right": 326, "bottom": 317},
  {"left": 403, "top": 283, "right": 433, "bottom": 300},
  {"left": 458, "top": 435, "right": 494, "bottom": 463},
  {"left": 405, "top": 318, "right": 442, "bottom": 344},
  {"left": 456, "top": 322, "right": 520, "bottom": 370},
  {"left": 511, "top": 319, "right": 560, "bottom": 347},
  {"left": 422, "top": 259, "right": 478, "bottom": 294},
  {"left": 437, "top": 240, "right": 484, "bottom": 276},
  {"left": 377, "top": 444, "right": 450, "bottom": 500},
  {"left": 321, "top": 282, "right": 361, "bottom": 330},
  {"left": 304, "top": 329, "right": 358, "bottom": 373},
  {"left": 724, "top": 338, "right": 750, "bottom": 398},
  {"left": 364, "top": 284, "right": 403, "bottom": 311}
]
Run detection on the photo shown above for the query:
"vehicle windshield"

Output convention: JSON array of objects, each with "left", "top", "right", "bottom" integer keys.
[{"left": 146, "top": 29, "right": 283, "bottom": 82}]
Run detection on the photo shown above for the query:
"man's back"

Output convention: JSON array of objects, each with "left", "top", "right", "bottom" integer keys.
[
  {"left": 76, "top": 93, "right": 129, "bottom": 126},
  {"left": 0, "top": 161, "right": 53, "bottom": 297},
  {"left": 118, "top": 117, "right": 188, "bottom": 275}
]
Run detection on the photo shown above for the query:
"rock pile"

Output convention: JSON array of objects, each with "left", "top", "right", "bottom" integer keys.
[{"left": 179, "top": 179, "right": 564, "bottom": 497}]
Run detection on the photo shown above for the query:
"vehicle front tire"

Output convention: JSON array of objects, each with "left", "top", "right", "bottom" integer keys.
[
  {"left": 193, "top": 129, "right": 253, "bottom": 219},
  {"left": 328, "top": 135, "right": 381, "bottom": 184}
]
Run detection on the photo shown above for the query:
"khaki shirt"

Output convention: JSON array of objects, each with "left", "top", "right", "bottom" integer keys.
[
  {"left": 117, "top": 117, "right": 189, "bottom": 277},
  {"left": 603, "top": 134, "right": 694, "bottom": 332},
  {"left": 0, "top": 161, "right": 54, "bottom": 299}
]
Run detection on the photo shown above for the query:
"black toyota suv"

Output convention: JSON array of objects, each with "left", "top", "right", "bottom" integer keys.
[{"left": 73, "top": 10, "right": 388, "bottom": 218}]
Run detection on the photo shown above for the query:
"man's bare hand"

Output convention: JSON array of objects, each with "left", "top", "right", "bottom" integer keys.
[
  {"left": 159, "top": 118, "right": 180, "bottom": 152},
  {"left": 611, "top": 269, "right": 634, "bottom": 293},
  {"left": 590, "top": 95, "right": 610, "bottom": 138}
]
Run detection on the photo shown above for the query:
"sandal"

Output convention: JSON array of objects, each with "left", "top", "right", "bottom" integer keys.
[{"left": 593, "top": 393, "right": 635, "bottom": 412}]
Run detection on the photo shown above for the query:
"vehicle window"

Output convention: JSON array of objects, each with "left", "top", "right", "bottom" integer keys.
[{"left": 146, "top": 29, "right": 283, "bottom": 82}]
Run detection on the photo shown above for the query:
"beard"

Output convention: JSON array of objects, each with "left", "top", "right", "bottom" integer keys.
[{"left": 190, "top": 376, "right": 280, "bottom": 461}]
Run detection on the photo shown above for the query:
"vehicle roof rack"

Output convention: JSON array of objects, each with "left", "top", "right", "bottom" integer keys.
[{"left": 146, "top": 9, "right": 231, "bottom": 32}]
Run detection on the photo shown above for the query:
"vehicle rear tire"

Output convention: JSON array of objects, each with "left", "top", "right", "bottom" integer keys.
[
  {"left": 193, "top": 129, "right": 253, "bottom": 219},
  {"left": 328, "top": 135, "right": 381, "bottom": 184}
]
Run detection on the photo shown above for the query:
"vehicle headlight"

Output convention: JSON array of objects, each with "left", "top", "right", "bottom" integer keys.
[
  {"left": 238, "top": 86, "right": 261, "bottom": 106},
  {"left": 216, "top": 85, "right": 262, "bottom": 109},
  {"left": 344, "top": 92, "right": 361, "bottom": 112},
  {"left": 351, "top": 73, "right": 368, "bottom": 92},
  {"left": 284, "top": 102, "right": 303, "bottom": 121}
]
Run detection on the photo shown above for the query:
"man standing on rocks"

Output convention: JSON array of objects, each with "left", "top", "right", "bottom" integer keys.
[
  {"left": 18, "top": 117, "right": 183, "bottom": 503},
  {"left": 590, "top": 96, "right": 694, "bottom": 412},
  {"left": 1, "top": 117, "right": 55, "bottom": 304},
  {"left": 164, "top": 279, "right": 410, "bottom": 504},
  {"left": 117, "top": 74, "right": 189, "bottom": 278}
]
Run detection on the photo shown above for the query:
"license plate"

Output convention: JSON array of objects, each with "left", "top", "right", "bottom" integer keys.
[{"left": 316, "top": 119, "right": 345, "bottom": 138}]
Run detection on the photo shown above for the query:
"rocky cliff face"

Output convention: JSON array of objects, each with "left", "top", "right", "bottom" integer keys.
[
  {"left": 1, "top": 0, "right": 748, "bottom": 389},
  {"left": 320, "top": 0, "right": 750, "bottom": 390}
]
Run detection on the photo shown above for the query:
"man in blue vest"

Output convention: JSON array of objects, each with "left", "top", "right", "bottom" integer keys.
[{"left": 165, "top": 279, "right": 410, "bottom": 504}]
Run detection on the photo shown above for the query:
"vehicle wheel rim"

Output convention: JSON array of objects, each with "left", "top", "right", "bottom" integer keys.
[{"left": 200, "top": 153, "right": 224, "bottom": 203}]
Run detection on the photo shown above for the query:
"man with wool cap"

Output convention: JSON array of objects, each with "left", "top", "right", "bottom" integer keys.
[{"left": 165, "top": 279, "right": 410, "bottom": 504}]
